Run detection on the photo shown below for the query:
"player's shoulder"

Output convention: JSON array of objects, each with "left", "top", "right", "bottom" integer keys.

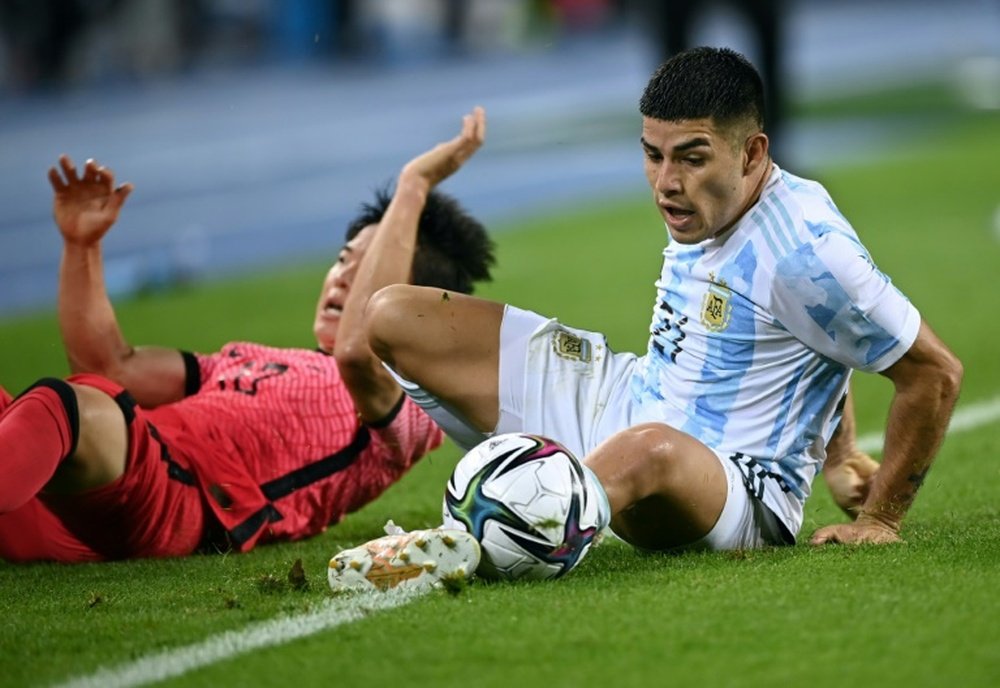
[{"left": 750, "top": 167, "right": 863, "bottom": 259}]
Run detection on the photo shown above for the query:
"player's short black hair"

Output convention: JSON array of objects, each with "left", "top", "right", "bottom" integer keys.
[
  {"left": 345, "top": 186, "right": 495, "bottom": 294},
  {"left": 639, "top": 46, "right": 766, "bottom": 133}
]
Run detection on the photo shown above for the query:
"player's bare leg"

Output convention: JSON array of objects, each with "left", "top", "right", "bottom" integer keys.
[
  {"left": 366, "top": 283, "right": 505, "bottom": 432},
  {"left": 44, "top": 383, "right": 128, "bottom": 494},
  {"left": 583, "top": 422, "right": 728, "bottom": 551}
]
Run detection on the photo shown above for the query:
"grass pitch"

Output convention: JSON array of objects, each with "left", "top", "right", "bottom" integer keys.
[{"left": 1, "top": 97, "right": 998, "bottom": 688}]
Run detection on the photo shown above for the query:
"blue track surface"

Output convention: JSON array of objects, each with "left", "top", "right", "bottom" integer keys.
[{"left": 0, "top": 0, "right": 995, "bottom": 316}]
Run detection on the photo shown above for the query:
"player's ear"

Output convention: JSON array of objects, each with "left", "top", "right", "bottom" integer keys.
[{"left": 744, "top": 132, "right": 769, "bottom": 174}]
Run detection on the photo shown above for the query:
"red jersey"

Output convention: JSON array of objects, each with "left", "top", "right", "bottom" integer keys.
[{"left": 146, "top": 342, "right": 444, "bottom": 551}]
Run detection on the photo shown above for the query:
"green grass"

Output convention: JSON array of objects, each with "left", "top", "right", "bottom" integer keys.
[{"left": 1, "top": 106, "right": 999, "bottom": 687}]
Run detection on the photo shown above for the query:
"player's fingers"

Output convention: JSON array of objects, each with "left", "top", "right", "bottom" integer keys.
[
  {"left": 112, "top": 182, "right": 134, "bottom": 207},
  {"left": 48, "top": 166, "right": 67, "bottom": 192},
  {"left": 59, "top": 154, "right": 78, "bottom": 183},
  {"left": 809, "top": 527, "right": 842, "bottom": 545},
  {"left": 464, "top": 106, "right": 484, "bottom": 144},
  {"left": 457, "top": 109, "right": 484, "bottom": 156},
  {"left": 475, "top": 105, "right": 486, "bottom": 143},
  {"left": 83, "top": 158, "right": 101, "bottom": 183},
  {"left": 93, "top": 164, "right": 113, "bottom": 188},
  {"left": 858, "top": 479, "right": 871, "bottom": 506}
]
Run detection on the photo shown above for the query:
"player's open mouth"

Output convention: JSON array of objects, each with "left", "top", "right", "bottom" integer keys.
[
  {"left": 664, "top": 205, "right": 695, "bottom": 229},
  {"left": 323, "top": 300, "right": 343, "bottom": 316}
]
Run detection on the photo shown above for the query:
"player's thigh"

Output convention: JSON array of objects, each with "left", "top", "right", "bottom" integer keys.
[
  {"left": 369, "top": 284, "right": 505, "bottom": 427},
  {"left": 44, "top": 382, "right": 128, "bottom": 494},
  {"left": 589, "top": 423, "right": 729, "bottom": 551}
]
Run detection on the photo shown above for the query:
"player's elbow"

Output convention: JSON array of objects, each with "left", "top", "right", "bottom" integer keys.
[
  {"left": 332, "top": 337, "right": 371, "bottom": 372},
  {"left": 937, "top": 349, "right": 964, "bottom": 403},
  {"left": 911, "top": 347, "right": 963, "bottom": 408}
]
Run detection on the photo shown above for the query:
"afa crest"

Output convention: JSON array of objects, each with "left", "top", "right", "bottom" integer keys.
[
  {"left": 701, "top": 282, "right": 732, "bottom": 332},
  {"left": 553, "top": 330, "right": 592, "bottom": 363}
]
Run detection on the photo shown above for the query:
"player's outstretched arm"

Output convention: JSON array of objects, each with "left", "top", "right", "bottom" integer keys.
[
  {"left": 822, "top": 387, "right": 880, "bottom": 518},
  {"left": 50, "top": 155, "right": 188, "bottom": 407},
  {"left": 334, "top": 107, "right": 486, "bottom": 423},
  {"left": 811, "top": 321, "right": 962, "bottom": 545}
]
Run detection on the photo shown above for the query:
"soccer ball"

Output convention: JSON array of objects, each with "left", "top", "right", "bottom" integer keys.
[{"left": 442, "top": 432, "right": 608, "bottom": 581}]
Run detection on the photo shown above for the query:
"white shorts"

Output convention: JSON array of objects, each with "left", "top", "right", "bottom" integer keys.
[
  {"left": 680, "top": 450, "right": 792, "bottom": 550},
  {"left": 497, "top": 305, "right": 792, "bottom": 550},
  {"left": 495, "top": 305, "right": 638, "bottom": 460}
]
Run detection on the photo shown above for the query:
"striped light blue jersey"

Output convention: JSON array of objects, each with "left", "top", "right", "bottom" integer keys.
[{"left": 630, "top": 165, "right": 920, "bottom": 536}]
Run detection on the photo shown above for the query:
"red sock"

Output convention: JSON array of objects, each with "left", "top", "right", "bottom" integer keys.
[{"left": 0, "top": 379, "right": 78, "bottom": 513}]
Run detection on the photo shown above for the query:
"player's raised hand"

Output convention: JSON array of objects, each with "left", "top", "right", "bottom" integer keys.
[
  {"left": 400, "top": 106, "right": 485, "bottom": 190},
  {"left": 48, "top": 155, "right": 133, "bottom": 246}
]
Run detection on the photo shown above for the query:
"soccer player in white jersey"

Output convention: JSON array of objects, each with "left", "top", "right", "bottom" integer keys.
[{"left": 363, "top": 47, "right": 962, "bottom": 550}]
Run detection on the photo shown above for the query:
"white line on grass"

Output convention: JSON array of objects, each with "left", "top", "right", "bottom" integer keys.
[
  {"left": 55, "top": 395, "right": 1000, "bottom": 688},
  {"left": 856, "top": 393, "right": 1000, "bottom": 454},
  {"left": 53, "top": 588, "right": 422, "bottom": 688}
]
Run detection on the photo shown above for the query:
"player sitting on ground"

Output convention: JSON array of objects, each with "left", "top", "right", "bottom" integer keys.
[
  {"left": 361, "top": 48, "right": 963, "bottom": 551},
  {"left": 0, "top": 108, "right": 493, "bottom": 564}
]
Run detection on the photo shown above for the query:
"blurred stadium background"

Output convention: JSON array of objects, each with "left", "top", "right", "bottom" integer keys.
[{"left": 0, "top": 0, "right": 997, "bottom": 317}]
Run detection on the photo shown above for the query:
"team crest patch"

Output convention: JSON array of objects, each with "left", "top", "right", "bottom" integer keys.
[
  {"left": 701, "top": 282, "right": 732, "bottom": 332},
  {"left": 553, "top": 330, "right": 592, "bottom": 363}
]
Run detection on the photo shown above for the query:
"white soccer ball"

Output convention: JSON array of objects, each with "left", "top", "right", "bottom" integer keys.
[{"left": 442, "top": 432, "right": 608, "bottom": 581}]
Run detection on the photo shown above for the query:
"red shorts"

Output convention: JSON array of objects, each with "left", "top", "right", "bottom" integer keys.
[{"left": 0, "top": 374, "right": 206, "bottom": 563}]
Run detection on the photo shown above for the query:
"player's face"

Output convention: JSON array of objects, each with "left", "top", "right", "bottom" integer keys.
[
  {"left": 641, "top": 116, "right": 766, "bottom": 244},
  {"left": 313, "top": 224, "right": 377, "bottom": 353}
]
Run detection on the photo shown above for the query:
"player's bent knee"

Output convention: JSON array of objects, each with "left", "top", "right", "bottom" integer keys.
[
  {"left": 616, "top": 422, "right": 694, "bottom": 487},
  {"left": 365, "top": 284, "right": 416, "bottom": 364},
  {"left": 589, "top": 423, "right": 684, "bottom": 506},
  {"left": 590, "top": 422, "right": 728, "bottom": 550}
]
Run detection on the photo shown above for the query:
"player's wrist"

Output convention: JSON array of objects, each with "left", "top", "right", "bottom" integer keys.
[
  {"left": 395, "top": 170, "right": 433, "bottom": 198},
  {"left": 855, "top": 508, "right": 901, "bottom": 534},
  {"left": 61, "top": 236, "right": 103, "bottom": 252}
]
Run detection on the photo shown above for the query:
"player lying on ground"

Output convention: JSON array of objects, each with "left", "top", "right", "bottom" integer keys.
[
  {"left": 362, "top": 48, "right": 963, "bottom": 551},
  {"left": 0, "top": 108, "right": 493, "bottom": 562}
]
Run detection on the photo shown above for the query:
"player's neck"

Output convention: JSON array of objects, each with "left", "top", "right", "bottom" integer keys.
[
  {"left": 714, "top": 158, "right": 773, "bottom": 240},
  {"left": 747, "top": 157, "right": 773, "bottom": 208}
]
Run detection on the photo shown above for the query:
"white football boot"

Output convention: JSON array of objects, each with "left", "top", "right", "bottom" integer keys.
[{"left": 328, "top": 527, "right": 480, "bottom": 593}]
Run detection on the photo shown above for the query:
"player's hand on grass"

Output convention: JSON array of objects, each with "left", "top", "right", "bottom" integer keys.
[
  {"left": 823, "top": 449, "right": 880, "bottom": 518},
  {"left": 400, "top": 106, "right": 485, "bottom": 191},
  {"left": 810, "top": 512, "right": 902, "bottom": 545},
  {"left": 48, "top": 154, "right": 133, "bottom": 246}
]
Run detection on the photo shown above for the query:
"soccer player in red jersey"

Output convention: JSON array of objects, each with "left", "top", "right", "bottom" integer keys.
[{"left": 0, "top": 108, "right": 494, "bottom": 562}]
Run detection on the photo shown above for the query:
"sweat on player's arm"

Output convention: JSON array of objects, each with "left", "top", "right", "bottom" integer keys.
[{"left": 0, "top": 108, "right": 496, "bottom": 563}]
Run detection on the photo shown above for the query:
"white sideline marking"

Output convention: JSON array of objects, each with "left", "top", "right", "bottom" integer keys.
[
  {"left": 54, "top": 396, "right": 1000, "bottom": 688},
  {"left": 856, "top": 394, "right": 1000, "bottom": 454},
  {"left": 53, "top": 588, "right": 421, "bottom": 688}
]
